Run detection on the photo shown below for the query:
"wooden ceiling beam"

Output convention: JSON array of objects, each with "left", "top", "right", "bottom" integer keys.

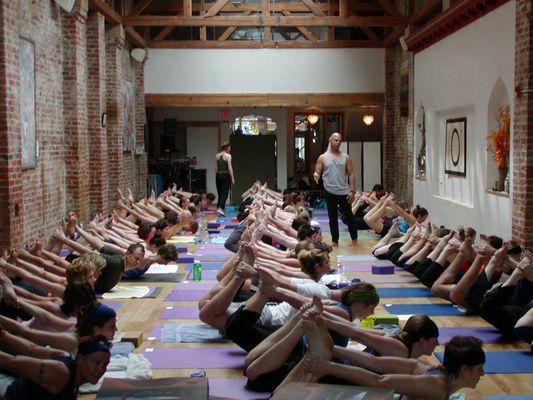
[
  {"left": 128, "top": 0, "right": 153, "bottom": 16},
  {"left": 281, "top": 10, "right": 317, "bottom": 42},
  {"left": 361, "top": 27, "right": 380, "bottom": 42},
  {"left": 301, "top": 0, "right": 327, "bottom": 16},
  {"left": 376, "top": 0, "right": 403, "bottom": 16},
  {"left": 218, "top": 10, "right": 253, "bottom": 40},
  {"left": 125, "top": 26, "right": 147, "bottom": 47},
  {"left": 205, "top": 0, "right": 231, "bottom": 17},
  {"left": 383, "top": 25, "right": 403, "bottom": 46},
  {"left": 89, "top": 0, "right": 122, "bottom": 25},
  {"left": 147, "top": 39, "right": 381, "bottom": 48},
  {"left": 125, "top": 15, "right": 407, "bottom": 27},
  {"left": 146, "top": 93, "right": 384, "bottom": 108},
  {"left": 409, "top": 0, "right": 442, "bottom": 25}
]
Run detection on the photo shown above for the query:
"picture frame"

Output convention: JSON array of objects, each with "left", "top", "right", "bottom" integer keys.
[{"left": 445, "top": 117, "right": 467, "bottom": 177}]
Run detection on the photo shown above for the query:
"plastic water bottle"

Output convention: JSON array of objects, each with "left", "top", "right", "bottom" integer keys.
[
  {"left": 337, "top": 256, "right": 347, "bottom": 283},
  {"left": 361, "top": 316, "right": 374, "bottom": 329},
  {"left": 192, "top": 260, "right": 202, "bottom": 281}
]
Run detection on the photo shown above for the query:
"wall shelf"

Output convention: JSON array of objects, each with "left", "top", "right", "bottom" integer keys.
[{"left": 485, "top": 188, "right": 509, "bottom": 198}]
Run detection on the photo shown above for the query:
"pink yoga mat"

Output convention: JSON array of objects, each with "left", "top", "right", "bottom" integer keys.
[
  {"left": 209, "top": 378, "right": 270, "bottom": 400},
  {"left": 165, "top": 289, "right": 209, "bottom": 302},
  {"left": 143, "top": 346, "right": 246, "bottom": 369},
  {"left": 160, "top": 306, "right": 199, "bottom": 319}
]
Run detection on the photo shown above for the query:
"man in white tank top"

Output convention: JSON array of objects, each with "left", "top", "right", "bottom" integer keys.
[{"left": 313, "top": 133, "right": 358, "bottom": 246}]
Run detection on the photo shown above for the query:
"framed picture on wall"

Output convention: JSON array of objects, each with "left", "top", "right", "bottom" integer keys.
[{"left": 445, "top": 117, "right": 467, "bottom": 177}]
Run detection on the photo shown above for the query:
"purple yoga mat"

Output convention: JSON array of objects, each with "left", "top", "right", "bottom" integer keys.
[
  {"left": 178, "top": 255, "right": 195, "bottom": 263},
  {"left": 345, "top": 264, "right": 401, "bottom": 272},
  {"left": 143, "top": 346, "right": 246, "bottom": 369},
  {"left": 160, "top": 305, "right": 199, "bottom": 319},
  {"left": 176, "top": 245, "right": 188, "bottom": 253},
  {"left": 165, "top": 289, "right": 209, "bottom": 302},
  {"left": 177, "top": 280, "right": 217, "bottom": 290},
  {"left": 438, "top": 327, "right": 515, "bottom": 344},
  {"left": 190, "top": 270, "right": 218, "bottom": 280},
  {"left": 100, "top": 301, "right": 124, "bottom": 312},
  {"left": 59, "top": 249, "right": 70, "bottom": 257},
  {"left": 209, "top": 378, "right": 271, "bottom": 400}
]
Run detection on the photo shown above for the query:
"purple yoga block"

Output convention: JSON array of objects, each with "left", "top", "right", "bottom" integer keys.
[
  {"left": 208, "top": 229, "right": 221, "bottom": 234},
  {"left": 178, "top": 256, "right": 195, "bottom": 263},
  {"left": 207, "top": 222, "right": 221, "bottom": 229},
  {"left": 176, "top": 246, "right": 188, "bottom": 253},
  {"left": 372, "top": 265, "right": 395, "bottom": 275}
]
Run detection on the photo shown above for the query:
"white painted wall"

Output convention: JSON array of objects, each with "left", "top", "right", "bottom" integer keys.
[
  {"left": 153, "top": 107, "right": 288, "bottom": 190},
  {"left": 145, "top": 49, "right": 385, "bottom": 94},
  {"left": 186, "top": 127, "right": 219, "bottom": 196},
  {"left": 413, "top": 1, "right": 515, "bottom": 239}
]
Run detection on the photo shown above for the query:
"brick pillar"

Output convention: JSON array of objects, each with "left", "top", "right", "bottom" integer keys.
[
  {"left": 87, "top": 11, "right": 109, "bottom": 215},
  {"left": 511, "top": 0, "right": 533, "bottom": 248},
  {"left": 0, "top": 0, "right": 23, "bottom": 248},
  {"left": 62, "top": 0, "right": 90, "bottom": 221},
  {"left": 383, "top": 47, "right": 414, "bottom": 206},
  {"left": 383, "top": 48, "right": 397, "bottom": 193},
  {"left": 105, "top": 26, "right": 125, "bottom": 209},
  {"left": 134, "top": 62, "right": 148, "bottom": 198}
]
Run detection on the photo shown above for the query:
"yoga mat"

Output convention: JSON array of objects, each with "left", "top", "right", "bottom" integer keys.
[
  {"left": 356, "top": 274, "right": 420, "bottom": 284},
  {"left": 143, "top": 346, "right": 245, "bottom": 369},
  {"left": 211, "top": 237, "right": 227, "bottom": 244},
  {"left": 122, "top": 272, "right": 187, "bottom": 283},
  {"left": 177, "top": 280, "right": 217, "bottom": 290},
  {"left": 487, "top": 397, "right": 533, "bottom": 400},
  {"left": 376, "top": 287, "right": 433, "bottom": 298},
  {"left": 59, "top": 249, "right": 70, "bottom": 257},
  {"left": 148, "top": 323, "right": 228, "bottom": 343},
  {"left": 434, "top": 351, "right": 533, "bottom": 374},
  {"left": 99, "top": 301, "right": 124, "bottom": 312},
  {"left": 187, "top": 270, "right": 219, "bottom": 280},
  {"left": 338, "top": 254, "right": 378, "bottom": 262},
  {"left": 438, "top": 327, "right": 514, "bottom": 344},
  {"left": 185, "top": 262, "right": 225, "bottom": 270},
  {"left": 168, "top": 236, "right": 196, "bottom": 244},
  {"left": 383, "top": 303, "right": 466, "bottom": 316},
  {"left": 209, "top": 378, "right": 271, "bottom": 400},
  {"left": 100, "top": 286, "right": 162, "bottom": 299},
  {"left": 160, "top": 305, "right": 199, "bottom": 319},
  {"left": 165, "top": 289, "right": 209, "bottom": 302},
  {"left": 344, "top": 264, "right": 402, "bottom": 272}
]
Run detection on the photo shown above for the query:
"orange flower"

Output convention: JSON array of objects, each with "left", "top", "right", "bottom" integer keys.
[{"left": 488, "top": 105, "right": 510, "bottom": 168}]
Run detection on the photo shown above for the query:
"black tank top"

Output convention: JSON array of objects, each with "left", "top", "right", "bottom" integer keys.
[
  {"left": 217, "top": 155, "right": 229, "bottom": 173},
  {"left": 5, "top": 356, "right": 78, "bottom": 400}
]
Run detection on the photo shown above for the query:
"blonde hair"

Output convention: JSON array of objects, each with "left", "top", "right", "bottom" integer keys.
[{"left": 66, "top": 253, "right": 106, "bottom": 284}]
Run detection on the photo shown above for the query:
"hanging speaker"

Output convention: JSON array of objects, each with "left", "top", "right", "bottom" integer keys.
[
  {"left": 55, "top": 0, "right": 75, "bottom": 13},
  {"left": 131, "top": 48, "right": 147, "bottom": 62}
]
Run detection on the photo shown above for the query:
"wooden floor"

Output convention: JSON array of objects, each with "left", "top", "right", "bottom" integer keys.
[{"left": 80, "top": 231, "right": 532, "bottom": 399}]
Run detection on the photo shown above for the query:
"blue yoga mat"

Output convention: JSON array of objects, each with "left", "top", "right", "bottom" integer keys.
[
  {"left": 185, "top": 262, "right": 224, "bottom": 270},
  {"left": 435, "top": 351, "right": 533, "bottom": 374},
  {"left": 377, "top": 287, "right": 433, "bottom": 298},
  {"left": 383, "top": 303, "right": 466, "bottom": 316}
]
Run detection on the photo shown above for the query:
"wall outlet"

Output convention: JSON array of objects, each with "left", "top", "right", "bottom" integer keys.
[{"left": 135, "top": 147, "right": 145, "bottom": 156}]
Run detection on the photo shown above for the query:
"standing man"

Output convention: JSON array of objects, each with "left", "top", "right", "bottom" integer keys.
[{"left": 313, "top": 133, "right": 358, "bottom": 246}]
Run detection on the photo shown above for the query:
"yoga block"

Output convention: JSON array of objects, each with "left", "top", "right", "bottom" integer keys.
[
  {"left": 371, "top": 314, "right": 399, "bottom": 325},
  {"left": 207, "top": 229, "right": 221, "bottom": 234},
  {"left": 372, "top": 265, "right": 395, "bottom": 275},
  {"left": 178, "top": 256, "right": 195, "bottom": 263},
  {"left": 175, "top": 246, "right": 188, "bottom": 253},
  {"left": 121, "top": 331, "right": 143, "bottom": 347},
  {"left": 207, "top": 222, "right": 221, "bottom": 229},
  {"left": 231, "top": 217, "right": 238, "bottom": 222}
]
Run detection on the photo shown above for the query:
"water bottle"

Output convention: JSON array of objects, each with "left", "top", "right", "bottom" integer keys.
[
  {"left": 361, "top": 316, "right": 374, "bottom": 329},
  {"left": 192, "top": 260, "right": 202, "bottom": 281}
]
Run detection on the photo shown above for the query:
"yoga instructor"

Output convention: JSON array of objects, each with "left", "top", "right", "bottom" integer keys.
[
  {"left": 313, "top": 133, "right": 358, "bottom": 246},
  {"left": 215, "top": 142, "right": 235, "bottom": 216}
]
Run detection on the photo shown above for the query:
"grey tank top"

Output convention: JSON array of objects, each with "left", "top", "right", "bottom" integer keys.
[{"left": 322, "top": 152, "right": 350, "bottom": 195}]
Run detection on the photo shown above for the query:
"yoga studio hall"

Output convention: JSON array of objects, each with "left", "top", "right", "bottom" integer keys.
[{"left": 0, "top": 0, "right": 531, "bottom": 399}]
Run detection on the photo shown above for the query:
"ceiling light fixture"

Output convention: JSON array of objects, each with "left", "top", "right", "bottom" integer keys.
[
  {"left": 307, "top": 114, "right": 319, "bottom": 125},
  {"left": 363, "top": 114, "right": 375, "bottom": 126}
]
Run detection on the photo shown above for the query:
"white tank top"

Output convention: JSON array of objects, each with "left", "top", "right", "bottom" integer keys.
[{"left": 322, "top": 152, "right": 350, "bottom": 195}]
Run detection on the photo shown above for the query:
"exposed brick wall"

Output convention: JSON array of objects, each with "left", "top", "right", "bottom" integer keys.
[
  {"left": 0, "top": 2, "right": 148, "bottom": 248},
  {"left": 62, "top": 3, "right": 90, "bottom": 222},
  {"left": 511, "top": 0, "right": 533, "bottom": 248},
  {"left": 383, "top": 46, "right": 414, "bottom": 206},
  {"left": 87, "top": 12, "right": 109, "bottom": 215}
]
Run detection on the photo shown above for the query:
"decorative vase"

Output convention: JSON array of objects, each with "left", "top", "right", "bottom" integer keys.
[{"left": 498, "top": 166, "right": 508, "bottom": 192}]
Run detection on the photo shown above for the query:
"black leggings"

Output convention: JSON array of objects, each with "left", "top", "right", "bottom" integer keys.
[
  {"left": 216, "top": 172, "right": 231, "bottom": 210},
  {"left": 324, "top": 190, "right": 358, "bottom": 243},
  {"left": 419, "top": 261, "right": 446, "bottom": 288}
]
